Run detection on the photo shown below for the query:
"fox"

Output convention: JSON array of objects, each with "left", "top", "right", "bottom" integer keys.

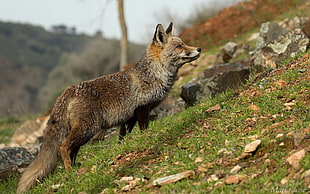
[{"left": 16, "top": 22, "right": 201, "bottom": 193}]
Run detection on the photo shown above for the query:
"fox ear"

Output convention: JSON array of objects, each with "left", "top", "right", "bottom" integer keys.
[
  {"left": 153, "top": 24, "right": 168, "bottom": 46},
  {"left": 166, "top": 22, "right": 174, "bottom": 37}
]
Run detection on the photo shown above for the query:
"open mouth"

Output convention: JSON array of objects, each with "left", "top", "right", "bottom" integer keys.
[{"left": 182, "top": 53, "right": 200, "bottom": 61}]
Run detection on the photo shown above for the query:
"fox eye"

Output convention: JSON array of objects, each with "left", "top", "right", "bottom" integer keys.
[{"left": 176, "top": 45, "right": 183, "bottom": 49}]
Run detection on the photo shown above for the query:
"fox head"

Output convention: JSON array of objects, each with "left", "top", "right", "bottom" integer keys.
[{"left": 148, "top": 22, "right": 201, "bottom": 72}]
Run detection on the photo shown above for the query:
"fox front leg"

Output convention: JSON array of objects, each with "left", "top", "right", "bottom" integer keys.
[{"left": 119, "top": 116, "right": 137, "bottom": 141}]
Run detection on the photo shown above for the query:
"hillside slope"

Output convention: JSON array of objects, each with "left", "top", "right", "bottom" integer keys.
[
  {"left": 4, "top": 44, "right": 308, "bottom": 194},
  {"left": 0, "top": 0, "right": 309, "bottom": 193},
  {"left": 180, "top": 0, "right": 308, "bottom": 50}
]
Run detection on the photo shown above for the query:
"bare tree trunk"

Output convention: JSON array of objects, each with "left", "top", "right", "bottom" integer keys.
[{"left": 117, "top": 0, "right": 128, "bottom": 71}]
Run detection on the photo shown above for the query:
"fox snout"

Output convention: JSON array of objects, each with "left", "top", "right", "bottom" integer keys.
[{"left": 181, "top": 47, "right": 201, "bottom": 62}]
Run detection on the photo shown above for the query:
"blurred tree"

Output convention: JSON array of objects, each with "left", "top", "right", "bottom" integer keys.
[{"left": 117, "top": 0, "right": 128, "bottom": 71}]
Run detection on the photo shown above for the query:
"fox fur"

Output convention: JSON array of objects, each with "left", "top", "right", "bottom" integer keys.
[{"left": 16, "top": 22, "right": 201, "bottom": 193}]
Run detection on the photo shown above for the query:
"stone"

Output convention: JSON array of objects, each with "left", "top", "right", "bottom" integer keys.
[
  {"left": 182, "top": 60, "right": 250, "bottom": 106},
  {"left": 253, "top": 21, "right": 310, "bottom": 71},
  {"left": 210, "top": 174, "right": 219, "bottom": 181},
  {"left": 286, "top": 149, "right": 306, "bottom": 170},
  {"left": 181, "top": 82, "right": 201, "bottom": 106},
  {"left": 10, "top": 115, "right": 49, "bottom": 146},
  {"left": 230, "top": 165, "right": 242, "bottom": 174},
  {"left": 221, "top": 42, "right": 238, "bottom": 63},
  {"left": 0, "top": 147, "right": 35, "bottom": 178},
  {"left": 244, "top": 140, "right": 261, "bottom": 153},
  {"left": 199, "top": 60, "right": 250, "bottom": 99},
  {"left": 279, "top": 16, "right": 309, "bottom": 31},
  {"left": 151, "top": 170, "right": 195, "bottom": 186}
]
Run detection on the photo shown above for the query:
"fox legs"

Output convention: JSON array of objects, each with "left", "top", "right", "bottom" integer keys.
[
  {"left": 119, "top": 116, "right": 137, "bottom": 141},
  {"left": 60, "top": 121, "right": 96, "bottom": 170},
  {"left": 119, "top": 105, "right": 152, "bottom": 141}
]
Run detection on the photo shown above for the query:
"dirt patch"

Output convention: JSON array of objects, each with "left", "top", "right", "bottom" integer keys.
[{"left": 112, "top": 148, "right": 161, "bottom": 169}]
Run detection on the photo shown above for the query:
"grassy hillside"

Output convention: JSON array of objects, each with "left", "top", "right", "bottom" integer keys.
[
  {"left": 0, "top": 0, "right": 309, "bottom": 193},
  {"left": 1, "top": 50, "right": 308, "bottom": 194}
]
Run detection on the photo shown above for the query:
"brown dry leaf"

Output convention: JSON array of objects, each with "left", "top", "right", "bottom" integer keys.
[
  {"left": 121, "top": 178, "right": 143, "bottom": 192},
  {"left": 206, "top": 104, "right": 221, "bottom": 112},
  {"left": 198, "top": 165, "right": 209, "bottom": 172},
  {"left": 192, "top": 182, "right": 201, "bottom": 186},
  {"left": 274, "top": 80, "right": 287, "bottom": 87},
  {"left": 248, "top": 104, "right": 261, "bottom": 111},
  {"left": 194, "top": 157, "right": 203, "bottom": 163},
  {"left": 78, "top": 167, "right": 88, "bottom": 173},
  {"left": 225, "top": 175, "right": 240, "bottom": 184}
]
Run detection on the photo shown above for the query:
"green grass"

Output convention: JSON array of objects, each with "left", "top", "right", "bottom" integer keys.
[
  {"left": 0, "top": 116, "right": 22, "bottom": 144},
  {"left": 1, "top": 51, "right": 309, "bottom": 193}
]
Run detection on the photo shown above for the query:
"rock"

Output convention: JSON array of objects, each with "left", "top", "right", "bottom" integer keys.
[
  {"left": 256, "top": 22, "right": 288, "bottom": 50},
  {"left": 182, "top": 60, "right": 250, "bottom": 106},
  {"left": 210, "top": 174, "right": 219, "bottom": 181},
  {"left": 0, "top": 147, "right": 35, "bottom": 178},
  {"left": 218, "top": 148, "right": 233, "bottom": 156},
  {"left": 221, "top": 42, "right": 238, "bottom": 63},
  {"left": 10, "top": 115, "right": 49, "bottom": 147},
  {"left": 233, "top": 140, "right": 261, "bottom": 161},
  {"left": 244, "top": 140, "right": 261, "bottom": 153},
  {"left": 291, "top": 130, "right": 307, "bottom": 147},
  {"left": 286, "top": 149, "right": 306, "bottom": 170},
  {"left": 253, "top": 21, "right": 310, "bottom": 71},
  {"left": 181, "top": 82, "right": 201, "bottom": 106},
  {"left": 230, "top": 165, "right": 242, "bottom": 174},
  {"left": 280, "top": 178, "right": 288, "bottom": 185},
  {"left": 50, "top": 183, "right": 65, "bottom": 192},
  {"left": 279, "top": 16, "right": 309, "bottom": 31},
  {"left": 119, "top": 176, "right": 134, "bottom": 182},
  {"left": 225, "top": 175, "right": 240, "bottom": 184},
  {"left": 275, "top": 133, "right": 284, "bottom": 138},
  {"left": 151, "top": 170, "right": 195, "bottom": 186}
]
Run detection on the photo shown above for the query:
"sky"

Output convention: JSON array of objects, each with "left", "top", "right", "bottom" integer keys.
[{"left": 0, "top": 0, "right": 242, "bottom": 44}]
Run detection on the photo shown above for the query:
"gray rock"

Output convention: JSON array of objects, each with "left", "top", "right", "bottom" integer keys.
[
  {"left": 181, "top": 82, "right": 201, "bottom": 106},
  {"left": 197, "top": 60, "right": 251, "bottom": 101},
  {"left": 221, "top": 42, "right": 250, "bottom": 63},
  {"left": 253, "top": 22, "right": 310, "bottom": 71},
  {"left": 221, "top": 42, "right": 238, "bottom": 63},
  {"left": 0, "top": 147, "right": 35, "bottom": 179},
  {"left": 279, "top": 16, "right": 309, "bottom": 31},
  {"left": 181, "top": 60, "right": 251, "bottom": 106}
]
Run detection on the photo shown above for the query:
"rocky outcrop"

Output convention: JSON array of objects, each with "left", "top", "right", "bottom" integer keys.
[
  {"left": 0, "top": 147, "right": 34, "bottom": 178},
  {"left": 253, "top": 19, "right": 309, "bottom": 71},
  {"left": 181, "top": 60, "right": 251, "bottom": 106},
  {"left": 10, "top": 116, "right": 49, "bottom": 147},
  {"left": 221, "top": 42, "right": 249, "bottom": 63}
]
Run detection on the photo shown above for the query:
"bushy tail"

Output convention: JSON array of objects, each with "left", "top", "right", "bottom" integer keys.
[{"left": 16, "top": 130, "right": 60, "bottom": 193}]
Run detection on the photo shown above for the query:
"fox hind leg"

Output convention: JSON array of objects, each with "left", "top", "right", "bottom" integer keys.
[{"left": 60, "top": 125, "right": 96, "bottom": 170}]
